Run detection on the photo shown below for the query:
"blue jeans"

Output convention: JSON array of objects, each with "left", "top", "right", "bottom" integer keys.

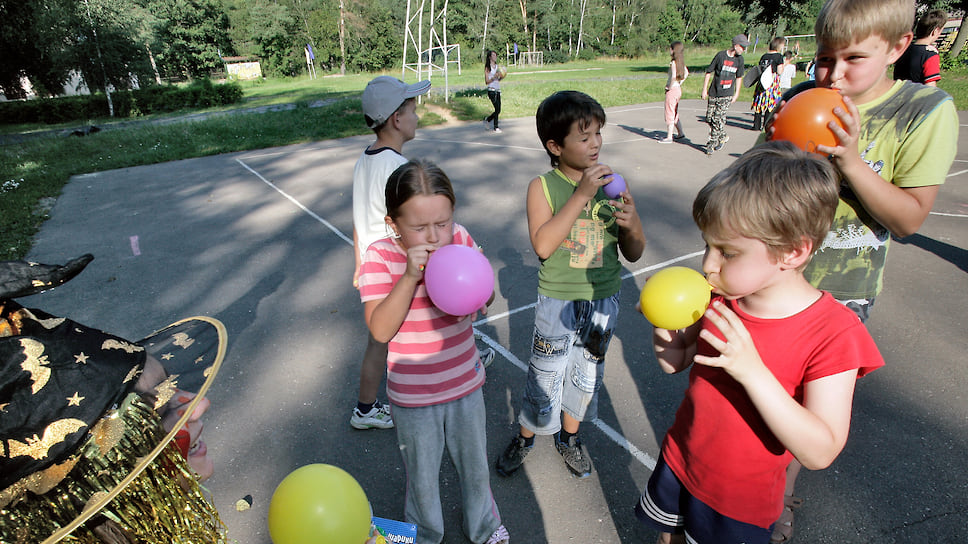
[{"left": 518, "top": 294, "right": 619, "bottom": 434}]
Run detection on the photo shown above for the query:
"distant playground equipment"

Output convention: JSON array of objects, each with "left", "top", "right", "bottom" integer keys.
[{"left": 402, "top": 0, "right": 462, "bottom": 102}]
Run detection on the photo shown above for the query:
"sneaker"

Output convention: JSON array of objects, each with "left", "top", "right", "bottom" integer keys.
[
  {"left": 484, "top": 118, "right": 492, "bottom": 131},
  {"left": 493, "top": 127, "right": 503, "bottom": 133},
  {"left": 479, "top": 347, "right": 495, "bottom": 368},
  {"left": 350, "top": 402, "right": 394, "bottom": 430},
  {"left": 485, "top": 524, "right": 510, "bottom": 544},
  {"left": 555, "top": 432, "right": 592, "bottom": 478},
  {"left": 496, "top": 435, "right": 533, "bottom": 476},
  {"left": 658, "top": 136, "right": 673, "bottom": 144},
  {"left": 673, "top": 133, "right": 686, "bottom": 140}
]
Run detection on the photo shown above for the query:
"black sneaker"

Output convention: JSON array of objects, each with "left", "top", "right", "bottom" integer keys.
[
  {"left": 555, "top": 432, "right": 592, "bottom": 478},
  {"left": 496, "top": 435, "right": 533, "bottom": 476}
]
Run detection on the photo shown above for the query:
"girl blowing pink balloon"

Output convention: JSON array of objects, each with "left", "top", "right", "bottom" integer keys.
[{"left": 357, "top": 159, "right": 508, "bottom": 544}]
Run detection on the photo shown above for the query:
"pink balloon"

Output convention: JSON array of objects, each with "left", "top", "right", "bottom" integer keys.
[
  {"left": 603, "top": 173, "right": 626, "bottom": 199},
  {"left": 424, "top": 245, "right": 494, "bottom": 316}
]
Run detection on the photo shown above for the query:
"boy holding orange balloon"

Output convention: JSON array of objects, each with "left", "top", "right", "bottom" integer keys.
[
  {"left": 767, "top": 1, "right": 958, "bottom": 540},
  {"left": 495, "top": 90, "right": 646, "bottom": 480},
  {"left": 634, "top": 142, "right": 885, "bottom": 544}
]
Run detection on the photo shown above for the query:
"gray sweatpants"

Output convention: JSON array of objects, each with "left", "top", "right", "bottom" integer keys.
[{"left": 393, "top": 388, "right": 502, "bottom": 544}]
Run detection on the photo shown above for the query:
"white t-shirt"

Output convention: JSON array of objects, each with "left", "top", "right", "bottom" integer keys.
[
  {"left": 779, "top": 63, "right": 796, "bottom": 89},
  {"left": 352, "top": 146, "right": 407, "bottom": 259}
]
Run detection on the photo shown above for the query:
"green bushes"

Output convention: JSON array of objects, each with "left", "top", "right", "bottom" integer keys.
[{"left": 0, "top": 80, "right": 244, "bottom": 125}]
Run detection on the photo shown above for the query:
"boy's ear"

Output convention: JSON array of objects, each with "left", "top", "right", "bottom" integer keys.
[
  {"left": 887, "top": 31, "right": 914, "bottom": 64},
  {"left": 780, "top": 237, "right": 815, "bottom": 270},
  {"left": 545, "top": 139, "right": 562, "bottom": 158}
]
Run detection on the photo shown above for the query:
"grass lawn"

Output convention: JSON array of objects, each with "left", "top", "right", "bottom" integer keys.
[{"left": 2, "top": 51, "right": 966, "bottom": 261}]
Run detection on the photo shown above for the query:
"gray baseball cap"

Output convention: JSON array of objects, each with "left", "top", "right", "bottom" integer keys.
[
  {"left": 732, "top": 34, "right": 750, "bottom": 48},
  {"left": 362, "top": 76, "right": 431, "bottom": 128}
]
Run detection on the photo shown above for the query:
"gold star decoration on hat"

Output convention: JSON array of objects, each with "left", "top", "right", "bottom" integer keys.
[
  {"left": 66, "top": 393, "right": 84, "bottom": 407},
  {"left": 74, "top": 352, "right": 89, "bottom": 364}
]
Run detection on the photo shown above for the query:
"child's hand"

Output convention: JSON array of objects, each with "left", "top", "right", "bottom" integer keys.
[
  {"left": 405, "top": 244, "right": 436, "bottom": 279},
  {"left": 609, "top": 189, "right": 642, "bottom": 233},
  {"left": 577, "top": 163, "right": 613, "bottom": 198},
  {"left": 693, "top": 300, "right": 766, "bottom": 381},
  {"left": 815, "top": 93, "right": 861, "bottom": 164}
]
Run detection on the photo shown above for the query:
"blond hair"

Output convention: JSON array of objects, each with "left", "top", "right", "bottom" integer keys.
[
  {"left": 815, "top": 0, "right": 914, "bottom": 48},
  {"left": 693, "top": 141, "right": 839, "bottom": 266}
]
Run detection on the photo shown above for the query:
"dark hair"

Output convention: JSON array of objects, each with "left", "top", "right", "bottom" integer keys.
[
  {"left": 485, "top": 50, "right": 497, "bottom": 72},
  {"left": 770, "top": 36, "right": 786, "bottom": 51},
  {"left": 693, "top": 141, "right": 839, "bottom": 265},
  {"left": 670, "top": 41, "right": 685, "bottom": 82},
  {"left": 914, "top": 9, "right": 947, "bottom": 39},
  {"left": 535, "top": 91, "right": 606, "bottom": 168},
  {"left": 385, "top": 159, "right": 457, "bottom": 219}
]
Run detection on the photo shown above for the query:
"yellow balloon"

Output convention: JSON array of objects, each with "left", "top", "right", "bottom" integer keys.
[
  {"left": 639, "top": 266, "right": 711, "bottom": 330},
  {"left": 268, "top": 464, "right": 371, "bottom": 544}
]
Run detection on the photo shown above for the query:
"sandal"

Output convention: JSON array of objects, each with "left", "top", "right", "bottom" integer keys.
[{"left": 770, "top": 495, "right": 804, "bottom": 543}]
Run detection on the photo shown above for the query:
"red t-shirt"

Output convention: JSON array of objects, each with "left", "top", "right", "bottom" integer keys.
[
  {"left": 358, "top": 224, "right": 486, "bottom": 408},
  {"left": 662, "top": 293, "right": 884, "bottom": 528}
]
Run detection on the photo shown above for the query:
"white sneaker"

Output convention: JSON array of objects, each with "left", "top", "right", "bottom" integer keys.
[
  {"left": 484, "top": 118, "right": 492, "bottom": 131},
  {"left": 350, "top": 402, "right": 394, "bottom": 429},
  {"left": 493, "top": 127, "right": 502, "bottom": 133},
  {"left": 479, "top": 347, "right": 495, "bottom": 368},
  {"left": 485, "top": 525, "right": 509, "bottom": 544}
]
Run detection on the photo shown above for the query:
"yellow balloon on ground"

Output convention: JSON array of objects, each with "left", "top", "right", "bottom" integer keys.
[
  {"left": 268, "top": 464, "right": 371, "bottom": 544},
  {"left": 639, "top": 266, "right": 711, "bottom": 330}
]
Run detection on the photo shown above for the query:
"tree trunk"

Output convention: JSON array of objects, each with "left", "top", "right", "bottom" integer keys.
[
  {"left": 950, "top": 18, "right": 967, "bottom": 57},
  {"left": 339, "top": 0, "right": 346, "bottom": 74},
  {"left": 518, "top": 0, "right": 529, "bottom": 37},
  {"left": 610, "top": 0, "right": 616, "bottom": 46},
  {"left": 482, "top": 0, "right": 490, "bottom": 52},
  {"left": 146, "top": 44, "right": 162, "bottom": 85},
  {"left": 577, "top": 0, "right": 588, "bottom": 56}
]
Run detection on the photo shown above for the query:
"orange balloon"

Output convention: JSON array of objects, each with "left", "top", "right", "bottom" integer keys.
[{"left": 769, "top": 88, "right": 847, "bottom": 154}]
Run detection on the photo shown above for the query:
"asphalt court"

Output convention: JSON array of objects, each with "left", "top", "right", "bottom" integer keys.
[{"left": 24, "top": 99, "right": 968, "bottom": 543}]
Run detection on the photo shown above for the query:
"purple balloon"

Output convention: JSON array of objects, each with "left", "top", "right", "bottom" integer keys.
[
  {"left": 424, "top": 244, "right": 494, "bottom": 316},
  {"left": 603, "top": 173, "right": 626, "bottom": 199}
]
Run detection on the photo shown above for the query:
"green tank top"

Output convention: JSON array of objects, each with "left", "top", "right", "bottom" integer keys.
[{"left": 537, "top": 169, "right": 622, "bottom": 301}]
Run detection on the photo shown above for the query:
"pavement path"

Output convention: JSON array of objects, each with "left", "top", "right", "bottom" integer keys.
[{"left": 23, "top": 99, "right": 968, "bottom": 543}]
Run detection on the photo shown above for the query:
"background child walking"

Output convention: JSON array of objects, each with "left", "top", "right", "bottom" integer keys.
[
  {"left": 701, "top": 35, "right": 748, "bottom": 154},
  {"left": 357, "top": 159, "right": 507, "bottom": 544},
  {"left": 495, "top": 90, "right": 646, "bottom": 480},
  {"left": 635, "top": 142, "right": 884, "bottom": 544},
  {"left": 893, "top": 8, "right": 947, "bottom": 86},
  {"left": 751, "top": 37, "right": 785, "bottom": 131},
  {"left": 661, "top": 41, "right": 688, "bottom": 143},
  {"left": 768, "top": 1, "right": 959, "bottom": 540},
  {"left": 484, "top": 50, "right": 504, "bottom": 133}
]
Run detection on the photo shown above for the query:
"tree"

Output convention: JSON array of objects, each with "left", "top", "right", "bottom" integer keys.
[{"left": 152, "top": 0, "right": 234, "bottom": 80}]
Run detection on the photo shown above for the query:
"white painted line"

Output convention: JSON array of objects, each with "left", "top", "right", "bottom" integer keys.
[
  {"left": 129, "top": 235, "right": 141, "bottom": 256},
  {"left": 235, "top": 158, "right": 354, "bottom": 246},
  {"left": 930, "top": 211, "right": 968, "bottom": 218},
  {"left": 414, "top": 136, "right": 543, "bottom": 152},
  {"left": 475, "top": 325, "right": 659, "bottom": 470},
  {"left": 241, "top": 149, "right": 703, "bottom": 472},
  {"left": 946, "top": 169, "right": 968, "bottom": 177}
]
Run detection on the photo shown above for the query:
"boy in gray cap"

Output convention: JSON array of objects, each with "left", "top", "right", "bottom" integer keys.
[
  {"left": 701, "top": 34, "right": 748, "bottom": 155},
  {"left": 350, "top": 75, "right": 431, "bottom": 430}
]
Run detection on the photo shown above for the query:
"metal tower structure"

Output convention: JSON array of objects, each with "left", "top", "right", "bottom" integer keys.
[{"left": 402, "top": 0, "right": 461, "bottom": 102}]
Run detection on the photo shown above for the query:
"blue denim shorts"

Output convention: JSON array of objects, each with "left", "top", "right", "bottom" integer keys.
[{"left": 518, "top": 293, "right": 619, "bottom": 434}]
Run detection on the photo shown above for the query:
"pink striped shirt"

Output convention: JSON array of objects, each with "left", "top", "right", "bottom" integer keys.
[{"left": 358, "top": 224, "right": 486, "bottom": 407}]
